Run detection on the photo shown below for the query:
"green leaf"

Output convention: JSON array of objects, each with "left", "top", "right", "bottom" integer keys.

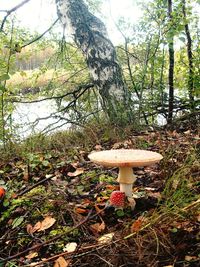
[
  {"left": 170, "top": 227, "right": 178, "bottom": 233},
  {"left": 42, "top": 160, "right": 50, "bottom": 167},
  {"left": 0, "top": 74, "right": 10, "bottom": 82},
  {"left": 12, "top": 217, "right": 24, "bottom": 228},
  {"left": 3, "top": 199, "right": 10, "bottom": 207},
  {"left": 116, "top": 209, "right": 125, "bottom": 217}
]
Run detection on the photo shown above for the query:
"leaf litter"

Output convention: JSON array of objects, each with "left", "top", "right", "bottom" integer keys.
[{"left": 0, "top": 129, "right": 199, "bottom": 266}]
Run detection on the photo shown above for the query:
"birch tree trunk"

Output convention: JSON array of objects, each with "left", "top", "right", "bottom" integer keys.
[{"left": 55, "top": 0, "right": 133, "bottom": 125}]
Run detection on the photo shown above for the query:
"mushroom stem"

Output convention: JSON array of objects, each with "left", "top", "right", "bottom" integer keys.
[
  {"left": 119, "top": 183, "right": 133, "bottom": 197},
  {"left": 117, "top": 167, "right": 136, "bottom": 197}
]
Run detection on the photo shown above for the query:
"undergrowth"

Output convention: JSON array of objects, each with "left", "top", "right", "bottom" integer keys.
[{"left": 0, "top": 125, "right": 199, "bottom": 266}]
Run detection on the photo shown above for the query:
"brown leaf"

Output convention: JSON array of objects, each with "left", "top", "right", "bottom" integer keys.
[
  {"left": 25, "top": 252, "right": 38, "bottom": 259},
  {"left": 32, "top": 221, "right": 42, "bottom": 233},
  {"left": 32, "top": 216, "right": 56, "bottom": 233},
  {"left": 131, "top": 216, "right": 146, "bottom": 233},
  {"left": 90, "top": 221, "right": 105, "bottom": 233},
  {"left": 26, "top": 224, "right": 34, "bottom": 235},
  {"left": 54, "top": 256, "right": 70, "bottom": 267},
  {"left": 23, "top": 166, "right": 29, "bottom": 181},
  {"left": 67, "top": 168, "right": 84, "bottom": 177},
  {"left": 95, "top": 204, "right": 105, "bottom": 214},
  {"left": 185, "top": 255, "right": 198, "bottom": 261},
  {"left": 38, "top": 216, "right": 56, "bottom": 232},
  {"left": 75, "top": 207, "right": 88, "bottom": 214}
]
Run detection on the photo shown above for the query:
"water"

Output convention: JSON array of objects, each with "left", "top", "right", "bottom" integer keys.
[{"left": 13, "top": 99, "right": 68, "bottom": 138}]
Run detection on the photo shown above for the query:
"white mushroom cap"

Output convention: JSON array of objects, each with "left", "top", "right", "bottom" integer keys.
[{"left": 88, "top": 149, "right": 163, "bottom": 168}]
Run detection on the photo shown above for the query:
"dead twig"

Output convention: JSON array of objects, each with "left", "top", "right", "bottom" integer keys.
[
  {"left": 0, "top": 0, "right": 32, "bottom": 32},
  {"left": 14, "top": 174, "right": 55, "bottom": 198}
]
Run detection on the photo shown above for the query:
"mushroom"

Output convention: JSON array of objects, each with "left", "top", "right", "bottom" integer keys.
[
  {"left": 109, "top": 191, "right": 125, "bottom": 208},
  {"left": 88, "top": 149, "right": 163, "bottom": 209}
]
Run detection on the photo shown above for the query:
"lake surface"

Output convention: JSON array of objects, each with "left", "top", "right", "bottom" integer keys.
[
  {"left": 13, "top": 99, "right": 68, "bottom": 138},
  {"left": 13, "top": 99, "right": 167, "bottom": 139}
]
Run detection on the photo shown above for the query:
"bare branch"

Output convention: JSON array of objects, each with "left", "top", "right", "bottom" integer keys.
[
  {"left": 0, "top": 0, "right": 32, "bottom": 32},
  {"left": 21, "top": 18, "right": 59, "bottom": 48}
]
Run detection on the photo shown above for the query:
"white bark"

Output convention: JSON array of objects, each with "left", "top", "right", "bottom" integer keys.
[{"left": 56, "top": 0, "right": 133, "bottom": 123}]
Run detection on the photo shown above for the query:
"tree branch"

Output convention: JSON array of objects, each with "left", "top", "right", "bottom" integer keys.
[{"left": 0, "top": 0, "right": 32, "bottom": 32}]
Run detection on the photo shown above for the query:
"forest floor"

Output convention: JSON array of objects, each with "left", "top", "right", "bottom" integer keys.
[{"left": 0, "top": 126, "right": 199, "bottom": 267}]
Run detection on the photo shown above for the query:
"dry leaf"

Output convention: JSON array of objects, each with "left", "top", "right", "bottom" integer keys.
[
  {"left": 75, "top": 207, "right": 88, "bottom": 214},
  {"left": 26, "top": 224, "right": 33, "bottom": 235},
  {"left": 98, "top": 232, "right": 114, "bottom": 244},
  {"left": 63, "top": 242, "right": 77, "bottom": 252},
  {"left": 90, "top": 221, "right": 105, "bottom": 233},
  {"left": 185, "top": 255, "right": 198, "bottom": 261},
  {"left": 95, "top": 204, "right": 105, "bottom": 213},
  {"left": 67, "top": 168, "right": 84, "bottom": 177},
  {"left": 32, "top": 216, "right": 56, "bottom": 233},
  {"left": 131, "top": 216, "right": 147, "bottom": 233},
  {"left": 38, "top": 216, "right": 56, "bottom": 232},
  {"left": 32, "top": 221, "right": 42, "bottom": 233},
  {"left": 54, "top": 256, "right": 69, "bottom": 267},
  {"left": 25, "top": 252, "right": 38, "bottom": 259},
  {"left": 23, "top": 166, "right": 29, "bottom": 181}
]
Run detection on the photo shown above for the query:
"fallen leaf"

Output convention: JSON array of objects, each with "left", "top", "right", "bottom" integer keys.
[
  {"left": 75, "top": 207, "right": 88, "bottom": 214},
  {"left": 185, "top": 255, "right": 198, "bottom": 261},
  {"left": 54, "top": 256, "right": 70, "bottom": 267},
  {"left": 90, "top": 221, "right": 105, "bottom": 233},
  {"left": 63, "top": 242, "right": 77, "bottom": 252},
  {"left": 98, "top": 232, "right": 114, "bottom": 244},
  {"left": 32, "top": 216, "right": 56, "bottom": 233},
  {"left": 12, "top": 217, "right": 24, "bottom": 229},
  {"left": 95, "top": 204, "right": 105, "bottom": 213},
  {"left": 38, "top": 216, "right": 56, "bottom": 232},
  {"left": 32, "top": 221, "right": 42, "bottom": 233},
  {"left": 27, "top": 224, "right": 34, "bottom": 235},
  {"left": 23, "top": 166, "right": 29, "bottom": 181},
  {"left": 25, "top": 252, "right": 38, "bottom": 259},
  {"left": 67, "top": 168, "right": 84, "bottom": 177},
  {"left": 131, "top": 216, "right": 147, "bottom": 233}
]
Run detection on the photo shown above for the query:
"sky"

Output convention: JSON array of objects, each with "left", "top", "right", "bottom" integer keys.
[{"left": 0, "top": 0, "right": 142, "bottom": 44}]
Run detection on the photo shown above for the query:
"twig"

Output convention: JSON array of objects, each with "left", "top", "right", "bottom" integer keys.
[
  {"left": 0, "top": 209, "right": 94, "bottom": 263},
  {"left": 21, "top": 19, "right": 59, "bottom": 48},
  {"left": 0, "top": 0, "right": 32, "bottom": 32},
  {"left": 182, "top": 198, "right": 200, "bottom": 211},
  {"left": 0, "top": 206, "right": 108, "bottom": 263},
  {"left": 14, "top": 174, "right": 55, "bottom": 198}
]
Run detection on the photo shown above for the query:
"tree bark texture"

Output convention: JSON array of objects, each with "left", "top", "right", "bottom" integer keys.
[
  {"left": 182, "top": 0, "right": 195, "bottom": 110},
  {"left": 167, "top": 0, "right": 175, "bottom": 124},
  {"left": 56, "top": 0, "right": 133, "bottom": 124}
]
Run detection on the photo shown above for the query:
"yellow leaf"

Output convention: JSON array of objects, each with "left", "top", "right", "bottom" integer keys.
[{"left": 54, "top": 256, "right": 70, "bottom": 267}]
